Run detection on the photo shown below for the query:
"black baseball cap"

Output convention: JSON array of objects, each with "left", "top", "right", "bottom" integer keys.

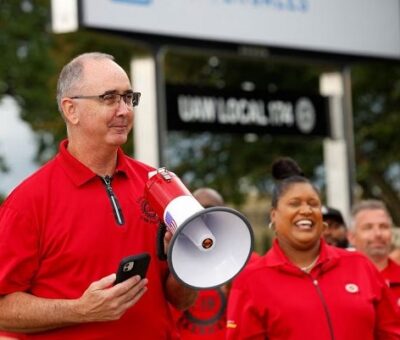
[{"left": 321, "top": 206, "right": 345, "bottom": 226}]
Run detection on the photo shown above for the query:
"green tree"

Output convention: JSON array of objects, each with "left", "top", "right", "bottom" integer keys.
[
  {"left": 1, "top": 1, "right": 400, "bottom": 227},
  {"left": 165, "top": 51, "right": 400, "bottom": 225},
  {"left": 0, "top": 0, "right": 57, "bottom": 162},
  {"left": 0, "top": 0, "right": 146, "bottom": 171},
  {"left": 352, "top": 61, "right": 400, "bottom": 224},
  {"left": 164, "top": 51, "right": 332, "bottom": 205}
]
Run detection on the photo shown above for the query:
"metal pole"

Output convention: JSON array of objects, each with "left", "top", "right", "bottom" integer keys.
[{"left": 342, "top": 65, "right": 356, "bottom": 207}]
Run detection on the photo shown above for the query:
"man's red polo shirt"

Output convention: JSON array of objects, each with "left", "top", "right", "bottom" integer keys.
[
  {"left": 0, "top": 140, "right": 176, "bottom": 339},
  {"left": 381, "top": 258, "right": 400, "bottom": 309}
]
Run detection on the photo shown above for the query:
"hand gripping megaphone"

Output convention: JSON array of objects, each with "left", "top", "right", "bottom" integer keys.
[{"left": 144, "top": 167, "right": 254, "bottom": 289}]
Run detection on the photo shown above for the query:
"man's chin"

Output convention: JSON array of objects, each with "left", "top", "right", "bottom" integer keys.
[
  {"left": 367, "top": 247, "right": 390, "bottom": 258},
  {"left": 108, "top": 135, "right": 128, "bottom": 146}
]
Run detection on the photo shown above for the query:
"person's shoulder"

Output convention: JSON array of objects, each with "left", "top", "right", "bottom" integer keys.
[
  {"left": 248, "top": 251, "right": 261, "bottom": 263},
  {"left": 233, "top": 253, "right": 266, "bottom": 283},
  {"left": 244, "top": 252, "right": 263, "bottom": 271},
  {"left": 1, "top": 158, "right": 57, "bottom": 210},
  {"left": 387, "top": 258, "right": 400, "bottom": 273},
  {"left": 120, "top": 154, "right": 155, "bottom": 174},
  {"left": 6, "top": 158, "right": 57, "bottom": 196},
  {"left": 333, "top": 245, "right": 367, "bottom": 259},
  {"left": 332, "top": 246, "right": 382, "bottom": 275},
  {"left": 326, "top": 244, "right": 374, "bottom": 265},
  {"left": 122, "top": 154, "right": 152, "bottom": 168}
]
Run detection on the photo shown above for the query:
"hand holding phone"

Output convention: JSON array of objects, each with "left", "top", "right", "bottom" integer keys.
[{"left": 115, "top": 252, "right": 151, "bottom": 285}]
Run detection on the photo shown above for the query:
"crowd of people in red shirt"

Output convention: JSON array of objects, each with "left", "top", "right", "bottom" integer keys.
[{"left": 0, "top": 52, "right": 399, "bottom": 339}]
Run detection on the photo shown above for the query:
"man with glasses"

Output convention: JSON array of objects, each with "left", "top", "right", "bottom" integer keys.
[{"left": 0, "top": 52, "right": 197, "bottom": 339}]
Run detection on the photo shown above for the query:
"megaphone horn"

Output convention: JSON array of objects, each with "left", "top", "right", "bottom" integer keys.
[{"left": 144, "top": 167, "right": 254, "bottom": 289}]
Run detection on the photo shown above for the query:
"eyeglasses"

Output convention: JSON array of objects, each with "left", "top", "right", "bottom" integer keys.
[{"left": 70, "top": 92, "right": 141, "bottom": 107}]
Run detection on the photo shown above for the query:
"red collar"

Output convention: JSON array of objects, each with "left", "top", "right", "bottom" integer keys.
[
  {"left": 264, "top": 238, "right": 341, "bottom": 276},
  {"left": 56, "top": 139, "right": 129, "bottom": 187}
]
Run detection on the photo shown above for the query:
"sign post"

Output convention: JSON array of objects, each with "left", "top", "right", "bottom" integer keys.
[{"left": 320, "top": 72, "right": 354, "bottom": 222}]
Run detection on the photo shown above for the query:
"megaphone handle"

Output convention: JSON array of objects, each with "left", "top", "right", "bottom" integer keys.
[{"left": 156, "top": 222, "right": 168, "bottom": 261}]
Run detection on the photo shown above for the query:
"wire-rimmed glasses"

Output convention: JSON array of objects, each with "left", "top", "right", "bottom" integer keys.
[{"left": 70, "top": 91, "right": 141, "bottom": 107}]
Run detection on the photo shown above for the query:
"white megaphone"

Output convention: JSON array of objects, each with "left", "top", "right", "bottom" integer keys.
[{"left": 144, "top": 167, "right": 254, "bottom": 289}]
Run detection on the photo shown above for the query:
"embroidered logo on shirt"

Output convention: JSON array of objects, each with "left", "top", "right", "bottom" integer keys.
[
  {"left": 178, "top": 288, "right": 227, "bottom": 335},
  {"left": 137, "top": 196, "right": 159, "bottom": 224},
  {"left": 227, "top": 320, "right": 238, "bottom": 329},
  {"left": 345, "top": 283, "right": 359, "bottom": 293}
]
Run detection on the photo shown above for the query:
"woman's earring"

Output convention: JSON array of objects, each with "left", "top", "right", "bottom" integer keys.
[
  {"left": 268, "top": 222, "right": 275, "bottom": 230},
  {"left": 323, "top": 222, "right": 328, "bottom": 229}
]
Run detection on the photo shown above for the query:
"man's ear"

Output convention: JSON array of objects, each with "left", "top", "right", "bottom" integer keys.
[
  {"left": 347, "top": 230, "right": 355, "bottom": 246},
  {"left": 61, "top": 98, "right": 79, "bottom": 125},
  {"left": 270, "top": 209, "right": 276, "bottom": 222}
]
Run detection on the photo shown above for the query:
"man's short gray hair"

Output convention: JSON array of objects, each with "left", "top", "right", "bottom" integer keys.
[
  {"left": 349, "top": 199, "right": 392, "bottom": 230},
  {"left": 56, "top": 52, "right": 114, "bottom": 115}
]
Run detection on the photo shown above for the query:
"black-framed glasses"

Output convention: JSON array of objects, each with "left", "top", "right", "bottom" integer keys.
[{"left": 70, "top": 92, "right": 141, "bottom": 107}]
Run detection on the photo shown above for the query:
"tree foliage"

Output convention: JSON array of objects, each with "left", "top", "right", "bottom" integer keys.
[
  {"left": 0, "top": 0, "right": 146, "bottom": 166},
  {"left": 0, "top": 0, "right": 57, "bottom": 161},
  {"left": 164, "top": 51, "right": 332, "bottom": 205},
  {"left": 351, "top": 61, "right": 400, "bottom": 223},
  {"left": 1, "top": 1, "right": 400, "bottom": 224}
]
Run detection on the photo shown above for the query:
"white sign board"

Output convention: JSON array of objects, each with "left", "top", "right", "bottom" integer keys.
[
  {"left": 75, "top": 0, "right": 400, "bottom": 60},
  {"left": 51, "top": 0, "right": 78, "bottom": 33}
]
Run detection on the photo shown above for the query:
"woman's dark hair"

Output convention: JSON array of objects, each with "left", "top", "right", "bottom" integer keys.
[{"left": 271, "top": 157, "right": 319, "bottom": 208}]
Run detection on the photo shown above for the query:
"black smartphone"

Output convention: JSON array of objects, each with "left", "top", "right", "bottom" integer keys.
[{"left": 115, "top": 252, "right": 151, "bottom": 285}]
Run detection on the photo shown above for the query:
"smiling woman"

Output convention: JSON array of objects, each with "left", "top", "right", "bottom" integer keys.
[
  {"left": 0, "top": 96, "right": 38, "bottom": 196},
  {"left": 226, "top": 157, "right": 400, "bottom": 340},
  {"left": 269, "top": 157, "right": 324, "bottom": 266}
]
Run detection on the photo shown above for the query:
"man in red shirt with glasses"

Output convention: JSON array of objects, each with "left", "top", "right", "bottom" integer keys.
[{"left": 0, "top": 52, "right": 197, "bottom": 339}]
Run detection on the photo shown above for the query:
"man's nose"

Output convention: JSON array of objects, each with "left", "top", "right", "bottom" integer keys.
[
  {"left": 116, "top": 98, "right": 131, "bottom": 114},
  {"left": 372, "top": 225, "right": 383, "bottom": 237}
]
